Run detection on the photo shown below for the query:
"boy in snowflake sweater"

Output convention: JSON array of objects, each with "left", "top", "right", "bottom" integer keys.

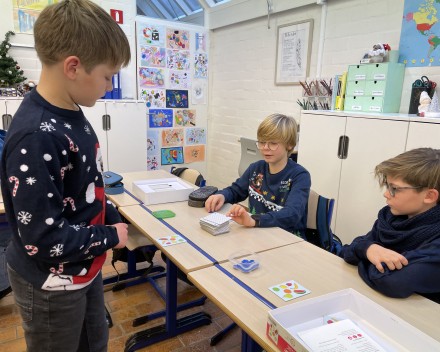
[
  {"left": 205, "top": 114, "right": 311, "bottom": 238},
  {"left": 0, "top": 1, "right": 130, "bottom": 351}
]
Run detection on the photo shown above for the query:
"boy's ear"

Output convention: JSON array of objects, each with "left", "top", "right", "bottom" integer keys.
[
  {"left": 64, "top": 56, "right": 82, "bottom": 81},
  {"left": 425, "top": 188, "right": 439, "bottom": 204}
]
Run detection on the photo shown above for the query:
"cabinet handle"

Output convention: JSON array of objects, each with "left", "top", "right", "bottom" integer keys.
[
  {"left": 2, "top": 114, "right": 12, "bottom": 130},
  {"left": 102, "top": 115, "right": 111, "bottom": 131},
  {"left": 342, "top": 136, "right": 349, "bottom": 159},
  {"left": 337, "top": 136, "right": 350, "bottom": 159}
]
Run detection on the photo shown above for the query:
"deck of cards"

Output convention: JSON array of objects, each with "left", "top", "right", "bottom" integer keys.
[{"left": 200, "top": 212, "right": 232, "bottom": 235}]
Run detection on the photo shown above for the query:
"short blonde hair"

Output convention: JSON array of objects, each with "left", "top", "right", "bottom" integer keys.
[
  {"left": 375, "top": 148, "right": 440, "bottom": 203},
  {"left": 257, "top": 114, "right": 298, "bottom": 155},
  {"left": 34, "top": 0, "right": 130, "bottom": 72}
]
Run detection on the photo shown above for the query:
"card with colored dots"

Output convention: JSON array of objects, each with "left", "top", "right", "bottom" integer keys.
[
  {"left": 268, "top": 280, "right": 311, "bottom": 301},
  {"left": 157, "top": 235, "right": 187, "bottom": 247}
]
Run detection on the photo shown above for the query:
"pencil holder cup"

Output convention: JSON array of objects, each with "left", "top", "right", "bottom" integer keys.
[{"left": 388, "top": 50, "right": 400, "bottom": 63}]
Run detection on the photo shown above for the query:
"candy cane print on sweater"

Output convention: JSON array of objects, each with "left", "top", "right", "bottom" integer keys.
[
  {"left": 84, "top": 242, "right": 101, "bottom": 254},
  {"left": 63, "top": 197, "right": 76, "bottom": 211},
  {"left": 25, "top": 245, "right": 38, "bottom": 256},
  {"left": 65, "top": 135, "right": 79, "bottom": 152},
  {"left": 60, "top": 166, "right": 69, "bottom": 179},
  {"left": 50, "top": 263, "right": 64, "bottom": 274},
  {"left": 9, "top": 176, "right": 19, "bottom": 196}
]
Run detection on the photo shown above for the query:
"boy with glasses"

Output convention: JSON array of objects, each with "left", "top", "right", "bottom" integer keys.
[
  {"left": 340, "top": 148, "right": 440, "bottom": 303},
  {"left": 205, "top": 114, "right": 311, "bottom": 238}
]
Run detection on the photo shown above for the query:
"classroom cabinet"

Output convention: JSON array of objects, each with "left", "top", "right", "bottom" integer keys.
[
  {"left": 406, "top": 120, "right": 440, "bottom": 150},
  {"left": 1, "top": 98, "right": 22, "bottom": 130}
]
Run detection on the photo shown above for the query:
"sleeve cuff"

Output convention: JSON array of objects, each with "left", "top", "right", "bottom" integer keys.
[
  {"left": 354, "top": 240, "right": 376, "bottom": 261},
  {"left": 106, "top": 226, "right": 120, "bottom": 249}
]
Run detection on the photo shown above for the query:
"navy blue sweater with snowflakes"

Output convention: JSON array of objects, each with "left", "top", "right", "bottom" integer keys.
[
  {"left": 0, "top": 89, "right": 121, "bottom": 291},
  {"left": 217, "top": 160, "right": 311, "bottom": 237}
]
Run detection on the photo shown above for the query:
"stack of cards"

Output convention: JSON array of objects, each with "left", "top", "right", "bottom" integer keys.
[{"left": 200, "top": 212, "right": 232, "bottom": 235}]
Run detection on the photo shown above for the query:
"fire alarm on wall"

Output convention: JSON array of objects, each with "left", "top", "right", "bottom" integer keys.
[{"left": 110, "top": 9, "right": 123, "bottom": 24}]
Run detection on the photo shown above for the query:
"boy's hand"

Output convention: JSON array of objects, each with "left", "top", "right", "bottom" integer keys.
[
  {"left": 366, "top": 244, "right": 408, "bottom": 273},
  {"left": 110, "top": 223, "right": 128, "bottom": 249},
  {"left": 205, "top": 194, "right": 225, "bottom": 213},
  {"left": 226, "top": 204, "right": 255, "bottom": 227}
]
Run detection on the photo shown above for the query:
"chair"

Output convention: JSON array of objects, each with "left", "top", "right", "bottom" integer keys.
[
  {"left": 238, "top": 137, "right": 264, "bottom": 177},
  {"left": 170, "top": 167, "right": 206, "bottom": 187}
]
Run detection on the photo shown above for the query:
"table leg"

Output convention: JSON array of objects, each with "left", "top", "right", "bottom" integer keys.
[{"left": 241, "top": 330, "right": 263, "bottom": 352}]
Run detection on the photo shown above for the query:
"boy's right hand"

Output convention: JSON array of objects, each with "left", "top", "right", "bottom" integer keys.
[
  {"left": 366, "top": 244, "right": 408, "bottom": 273},
  {"left": 205, "top": 194, "right": 225, "bottom": 213},
  {"left": 110, "top": 223, "right": 128, "bottom": 249}
]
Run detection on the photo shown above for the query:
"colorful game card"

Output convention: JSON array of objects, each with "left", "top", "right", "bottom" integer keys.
[
  {"left": 268, "top": 280, "right": 311, "bottom": 302},
  {"left": 157, "top": 235, "right": 187, "bottom": 247}
]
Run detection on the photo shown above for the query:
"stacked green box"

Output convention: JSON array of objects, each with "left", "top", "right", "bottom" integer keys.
[{"left": 344, "top": 63, "right": 405, "bottom": 113}]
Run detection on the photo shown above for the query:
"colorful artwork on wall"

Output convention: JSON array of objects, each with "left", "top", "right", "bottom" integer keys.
[
  {"left": 166, "top": 28, "right": 189, "bottom": 49},
  {"left": 140, "top": 45, "right": 166, "bottom": 67},
  {"left": 166, "top": 49, "right": 190, "bottom": 70},
  {"left": 184, "top": 145, "right": 205, "bottom": 163},
  {"left": 194, "top": 53, "right": 208, "bottom": 79},
  {"left": 169, "top": 71, "right": 191, "bottom": 89},
  {"left": 138, "top": 24, "right": 165, "bottom": 46},
  {"left": 175, "top": 110, "right": 196, "bottom": 127},
  {"left": 166, "top": 90, "right": 189, "bottom": 108},
  {"left": 162, "top": 128, "right": 184, "bottom": 147},
  {"left": 186, "top": 128, "right": 206, "bottom": 145},
  {"left": 139, "top": 67, "right": 165, "bottom": 88},
  {"left": 147, "top": 155, "right": 160, "bottom": 170},
  {"left": 149, "top": 109, "right": 173, "bottom": 128},
  {"left": 140, "top": 89, "right": 166, "bottom": 108},
  {"left": 161, "top": 147, "right": 184, "bottom": 165}
]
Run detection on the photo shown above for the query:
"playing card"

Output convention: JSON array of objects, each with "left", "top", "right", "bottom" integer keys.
[
  {"left": 324, "top": 316, "right": 339, "bottom": 325},
  {"left": 268, "top": 280, "right": 311, "bottom": 302},
  {"left": 157, "top": 235, "right": 187, "bottom": 247}
]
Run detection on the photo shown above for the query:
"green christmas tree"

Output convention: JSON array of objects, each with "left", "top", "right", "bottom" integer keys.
[{"left": 0, "top": 31, "right": 27, "bottom": 87}]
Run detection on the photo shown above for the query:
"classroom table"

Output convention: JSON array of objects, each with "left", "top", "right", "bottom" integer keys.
[{"left": 189, "top": 241, "right": 440, "bottom": 351}]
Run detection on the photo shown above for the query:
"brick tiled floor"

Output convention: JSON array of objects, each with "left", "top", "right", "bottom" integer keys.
[{"left": 0, "top": 250, "right": 242, "bottom": 352}]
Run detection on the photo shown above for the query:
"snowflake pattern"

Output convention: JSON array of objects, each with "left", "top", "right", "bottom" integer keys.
[
  {"left": 50, "top": 175, "right": 55, "bottom": 181},
  {"left": 40, "top": 122, "right": 56, "bottom": 132},
  {"left": 84, "top": 125, "right": 91, "bottom": 135},
  {"left": 86, "top": 166, "right": 91, "bottom": 172},
  {"left": 68, "top": 163, "right": 74, "bottom": 170},
  {"left": 70, "top": 225, "right": 80, "bottom": 231},
  {"left": 64, "top": 123, "right": 72, "bottom": 130},
  {"left": 18, "top": 211, "right": 32, "bottom": 225},
  {"left": 50, "top": 244, "right": 64, "bottom": 257},
  {"left": 26, "top": 177, "right": 37, "bottom": 185}
]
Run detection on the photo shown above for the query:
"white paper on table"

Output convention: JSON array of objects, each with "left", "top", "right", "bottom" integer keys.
[{"left": 298, "top": 319, "right": 387, "bottom": 352}]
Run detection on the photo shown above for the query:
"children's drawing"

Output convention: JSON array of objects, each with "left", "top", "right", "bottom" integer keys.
[
  {"left": 147, "top": 155, "right": 160, "bottom": 171},
  {"left": 140, "top": 45, "right": 166, "bottom": 67},
  {"left": 166, "top": 28, "right": 189, "bottom": 49},
  {"left": 162, "top": 128, "right": 184, "bottom": 147},
  {"left": 140, "top": 89, "right": 166, "bottom": 108},
  {"left": 169, "top": 71, "right": 191, "bottom": 89},
  {"left": 149, "top": 109, "right": 173, "bottom": 128},
  {"left": 167, "top": 50, "right": 190, "bottom": 70},
  {"left": 195, "top": 33, "right": 206, "bottom": 51},
  {"left": 175, "top": 110, "right": 196, "bottom": 127},
  {"left": 194, "top": 53, "right": 208, "bottom": 79},
  {"left": 161, "top": 147, "right": 184, "bottom": 165},
  {"left": 192, "top": 80, "right": 207, "bottom": 105},
  {"left": 147, "top": 130, "right": 160, "bottom": 153},
  {"left": 139, "top": 67, "right": 165, "bottom": 88},
  {"left": 166, "top": 90, "right": 189, "bottom": 108},
  {"left": 184, "top": 145, "right": 205, "bottom": 163},
  {"left": 186, "top": 128, "right": 206, "bottom": 145},
  {"left": 138, "top": 24, "right": 165, "bottom": 47}
]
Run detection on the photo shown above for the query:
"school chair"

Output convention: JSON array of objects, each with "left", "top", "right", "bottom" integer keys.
[
  {"left": 238, "top": 137, "right": 264, "bottom": 177},
  {"left": 170, "top": 167, "right": 206, "bottom": 187}
]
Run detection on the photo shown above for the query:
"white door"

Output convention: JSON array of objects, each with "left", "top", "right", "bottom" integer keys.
[
  {"left": 406, "top": 121, "right": 440, "bottom": 150},
  {"left": 4, "top": 99, "right": 23, "bottom": 130},
  {"left": 297, "top": 113, "right": 347, "bottom": 231},
  {"left": 105, "top": 101, "right": 148, "bottom": 173},
  {"left": 0, "top": 99, "right": 6, "bottom": 130},
  {"left": 335, "top": 117, "right": 409, "bottom": 245},
  {"left": 80, "top": 102, "right": 109, "bottom": 172}
]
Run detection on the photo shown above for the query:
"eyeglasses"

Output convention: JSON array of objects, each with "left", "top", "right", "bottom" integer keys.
[
  {"left": 255, "top": 141, "right": 280, "bottom": 151},
  {"left": 385, "top": 181, "right": 424, "bottom": 197}
]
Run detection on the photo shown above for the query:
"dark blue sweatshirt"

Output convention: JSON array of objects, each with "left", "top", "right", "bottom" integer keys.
[
  {"left": 217, "top": 159, "right": 310, "bottom": 237},
  {"left": 0, "top": 89, "right": 121, "bottom": 291}
]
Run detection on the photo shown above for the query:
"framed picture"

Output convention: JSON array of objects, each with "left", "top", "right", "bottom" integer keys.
[{"left": 274, "top": 19, "right": 314, "bottom": 85}]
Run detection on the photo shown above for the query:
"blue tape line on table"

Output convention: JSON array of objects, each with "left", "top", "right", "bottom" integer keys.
[{"left": 124, "top": 189, "right": 143, "bottom": 203}]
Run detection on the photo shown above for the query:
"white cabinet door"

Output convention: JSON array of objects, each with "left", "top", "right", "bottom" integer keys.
[
  {"left": 4, "top": 99, "right": 23, "bottom": 130},
  {"left": 80, "top": 102, "right": 109, "bottom": 172},
  {"left": 406, "top": 121, "right": 440, "bottom": 150},
  {"left": 335, "top": 117, "right": 408, "bottom": 245},
  {"left": 0, "top": 99, "right": 6, "bottom": 129},
  {"left": 106, "top": 102, "right": 148, "bottom": 173},
  {"left": 298, "top": 113, "right": 347, "bottom": 230}
]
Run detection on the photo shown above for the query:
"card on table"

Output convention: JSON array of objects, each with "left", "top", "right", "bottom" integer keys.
[
  {"left": 157, "top": 235, "right": 187, "bottom": 247},
  {"left": 324, "top": 316, "right": 339, "bottom": 325},
  {"left": 268, "top": 280, "right": 311, "bottom": 302}
]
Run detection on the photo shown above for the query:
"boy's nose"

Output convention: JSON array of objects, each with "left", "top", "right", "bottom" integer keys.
[
  {"left": 106, "top": 83, "right": 113, "bottom": 92},
  {"left": 383, "top": 189, "right": 391, "bottom": 199}
]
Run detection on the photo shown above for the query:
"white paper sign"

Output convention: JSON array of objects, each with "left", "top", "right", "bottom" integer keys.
[
  {"left": 372, "top": 91, "right": 383, "bottom": 96},
  {"left": 370, "top": 106, "right": 381, "bottom": 112},
  {"left": 298, "top": 319, "right": 387, "bottom": 352},
  {"left": 353, "top": 90, "right": 364, "bottom": 95},
  {"left": 281, "top": 29, "right": 305, "bottom": 77},
  {"left": 374, "top": 74, "right": 386, "bottom": 79},
  {"left": 352, "top": 105, "right": 362, "bottom": 111},
  {"left": 355, "top": 75, "right": 365, "bottom": 80}
]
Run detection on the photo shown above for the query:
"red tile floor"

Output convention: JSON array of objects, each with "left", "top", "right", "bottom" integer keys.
[{"left": 0, "top": 250, "right": 243, "bottom": 352}]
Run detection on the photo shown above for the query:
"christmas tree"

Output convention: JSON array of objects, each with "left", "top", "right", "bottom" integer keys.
[
  {"left": 0, "top": 31, "right": 26, "bottom": 87},
  {"left": 429, "top": 91, "right": 439, "bottom": 112}
]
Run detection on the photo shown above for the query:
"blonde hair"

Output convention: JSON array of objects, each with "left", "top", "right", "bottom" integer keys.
[
  {"left": 375, "top": 148, "right": 440, "bottom": 203},
  {"left": 34, "top": 0, "right": 130, "bottom": 73},
  {"left": 257, "top": 114, "right": 298, "bottom": 155}
]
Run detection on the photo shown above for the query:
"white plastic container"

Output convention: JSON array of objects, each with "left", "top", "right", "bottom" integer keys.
[{"left": 132, "top": 178, "right": 194, "bottom": 205}]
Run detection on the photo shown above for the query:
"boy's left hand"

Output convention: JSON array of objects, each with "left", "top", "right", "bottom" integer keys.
[{"left": 226, "top": 204, "right": 255, "bottom": 227}]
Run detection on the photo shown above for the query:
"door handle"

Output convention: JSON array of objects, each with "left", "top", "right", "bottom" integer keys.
[
  {"left": 2, "top": 114, "right": 12, "bottom": 130},
  {"left": 337, "top": 136, "right": 349, "bottom": 159},
  {"left": 102, "top": 115, "right": 111, "bottom": 131}
]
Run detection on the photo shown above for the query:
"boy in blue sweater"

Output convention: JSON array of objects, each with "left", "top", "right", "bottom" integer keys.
[
  {"left": 0, "top": 1, "right": 130, "bottom": 350},
  {"left": 206, "top": 114, "right": 311, "bottom": 238},
  {"left": 340, "top": 148, "right": 440, "bottom": 304}
]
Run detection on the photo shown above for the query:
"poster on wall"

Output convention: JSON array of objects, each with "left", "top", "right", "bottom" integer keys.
[
  {"left": 194, "top": 53, "right": 209, "bottom": 79},
  {"left": 167, "top": 50, "right": 190, "bottom": 70},
  {"left": 138, "top": 24, "right": 165, "bottom": 47},
  {"left": 166, "top": 28, "right": 190, "bottom": 49},
  {"left": 162, "top": 128, "right": 184, "bottom": 147},
  {"left": 147, "top": 155, "right": 160, "bottom": 170},
  {"left": 149, "top": 109, "right": 173, "bottom": 128},
  {"left": 275, "top": 20, "right": 313, "bottom": 85},
  {"left": 192, "top": 80, "right": 207, "bottom": 105},
  {"left": 166, "top": 90, "right": 189, "bottom": 108},
  {"left": 139, "top": 67, "right": 165, "bottom": 88},
  {"left": 12, "top": 0, "right": 63, "bottom": 34},
  {"left": 195, "top": 33, "right": 206, "bottom": 51},
  {"left": 398, "top": 0, "right": 440, "bottom": 67},
  {"left": 140, "top": 89, "right": 166, "bottom": 108},
  {"left": 169, "top": 71, "right": 191, "bottom": 89},
  {"left": 184, "top": 145, "right": 205, "bottom": 163},
  {"left": 140, "top": 45, "right": 166, "bottom": 67},
  {"left": 147, "top": 129, "right": 160, "bottom": 154},
  {"left": 161, "top": 147, "right": 184, "bottom": 165},
  {"left": 175, "top": 109, "right": 196, "bottom": 127},
  {"left": 186, "top": 128, "right": 206, "bottom": 145}
]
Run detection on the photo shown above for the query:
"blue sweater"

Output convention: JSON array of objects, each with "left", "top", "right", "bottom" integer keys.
[
  {"left": 217, "top": 159, "right": 311, "bottom": 237},
  {"left": 340, "top": 206, "right": 440, "bottom": 304},
  {"left": 0, "top": 89, "right": 121, "bottom": 291}
]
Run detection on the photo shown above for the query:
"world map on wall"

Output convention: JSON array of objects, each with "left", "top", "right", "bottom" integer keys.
[{"left": 399, "top": 0, "right": 440, "bottom": 67}]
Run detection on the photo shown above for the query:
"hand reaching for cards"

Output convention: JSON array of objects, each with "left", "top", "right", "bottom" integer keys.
[
  {"left": 226, "top": 204, "right": 255, "bottom": 227},
  {"left": 205, "top": 194, "right": 225, "bottom": 213},
  {"left": 366, "top": 244, "right": 408, "bottom": 273}
]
